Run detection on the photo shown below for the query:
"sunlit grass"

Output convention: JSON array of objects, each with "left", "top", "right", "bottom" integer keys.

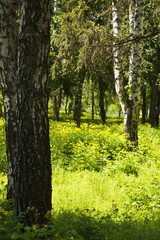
[
  {"left": 52, "top": 167, "right": 130, "bottom": 214},
  {"left": 0, "top": 113, "right": 160, "bottom": 239}
]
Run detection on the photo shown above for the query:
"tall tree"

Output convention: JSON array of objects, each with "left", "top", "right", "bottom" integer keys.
[
  {"left": 112, "top": 0, "right": 128, "bottom": 126},
  {"left": 0, "top": 0, "right": 18, "bottom": 199},
  {"left": 14, "top": 0, "right": 52, "bottom": 225},
  {"left": 112, "top": 0, "right": 144, "bottom": 145},
  {"left": 0, "top": 0, "right": 52, "bottom": 225},
  {"left": 131, "top": 0, "right": 144, "bottom": 142}
]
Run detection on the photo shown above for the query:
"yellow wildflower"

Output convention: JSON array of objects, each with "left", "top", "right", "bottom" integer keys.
[
  {"left": 33, "top": 225, "right": 36, "bottom": 230},
  {"left": 70, "top": 237, "right": 74, "bottom": 240},
  {"left": 4, "top": 211, "right": 8, "bottom": 215},
  {"left": 27, "top": 206, "right": 35, "bottom": 211}
]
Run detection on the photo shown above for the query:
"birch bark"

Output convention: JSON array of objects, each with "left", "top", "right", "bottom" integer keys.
[
  {"left": 112, "top": 0, "right": 144, "bottom": 144},
  {"left": 15, "top": 0, "right": 52, "bottom": 225},
  {"left": 131, "top": 0, "right": 144, "bottom": 143},
  {"left": 0, "top": 0, "right": 18, "bottom": 199},
  {"left": 128, "top": 0, "right": 135, "bottom": 86},
  {"left": 112, "top": 1, "right": 126, "bottom": 114},
  {"left": 112, "top": 1, "right": 130, "bottom": 138}
]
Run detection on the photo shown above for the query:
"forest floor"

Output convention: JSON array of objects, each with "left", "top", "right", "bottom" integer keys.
[{"left": 0, "top": 113, "right": 160, "bottom": 239}]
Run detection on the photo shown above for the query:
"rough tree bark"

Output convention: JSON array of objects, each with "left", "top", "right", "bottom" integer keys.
[
  {"left": 0, "top": 0, "right": 18, "bottom": 199},
  {"left": 15, "top": 0, "right": 52, "bottom": 225}
]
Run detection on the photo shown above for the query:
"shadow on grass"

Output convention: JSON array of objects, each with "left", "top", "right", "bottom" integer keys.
[
  {"left": 0, "top": 199, "right": 160, "bottom": 240},
  {"left": 48, "top": 210, "right": 160, "bottom": 240}
]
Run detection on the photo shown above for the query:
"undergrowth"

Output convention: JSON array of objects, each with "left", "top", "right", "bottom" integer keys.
[{"left": 0, "top": 114, "right": 160, "bottom": 239}]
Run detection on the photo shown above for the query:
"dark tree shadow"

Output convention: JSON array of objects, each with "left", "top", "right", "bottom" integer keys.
[{"left": 47, "top": 210, "right": 160, "bottom": 240}]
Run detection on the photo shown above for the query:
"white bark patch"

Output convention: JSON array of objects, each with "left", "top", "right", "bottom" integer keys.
[
  {"left": 112, "top": 1, "right": 126, "bottom": 115},
  {"left": 132, "top": 0, "right": 144, "bottom": 106}
]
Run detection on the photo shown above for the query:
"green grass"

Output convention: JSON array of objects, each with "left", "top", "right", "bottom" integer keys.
[{"left": 0, "top": 113, "right": 160, "bottom": 239}]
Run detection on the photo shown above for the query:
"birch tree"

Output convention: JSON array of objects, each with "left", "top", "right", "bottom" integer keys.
[
  {"left": 14, "top": 0, "right": 52, "bottom": 225},
  {"left": 1, "top": 0, "right": 52, "bottom": 225},
  {"left": 112, "top": 0, "right": 144, "bottom": 144},
  {"left": 131, "top": 0, "right": 144, "bottom": 143},
  {"left": 0, "top": 0, "right": 18, "bottom": 199}
]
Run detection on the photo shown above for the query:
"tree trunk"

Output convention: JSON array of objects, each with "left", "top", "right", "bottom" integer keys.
[
  {"left": 0, "top": 102, "right": 2, "bottom": 118},
  {"left": 54, "top": 0, "right": 57, "bottom": 13},
  {"left": 118, "top": 107, "right": 121, "bottom": 118},
  {"left": 73, "top": 67, "right": 85, "bottom": 127},
  {"left": 112, "top": 1, "right": 128, "bottom": 114},
  {"left": 112, "top": 1, "right": 128, "bottom": 134},
  {"left": 156, "top": 91, "right": 160, "bottom": 126},
  {"left": 0, "top": 0, "right": 18, "bottom": 199},
  {"left": 123, "top": 100, "right": 132, "bottom": 142},
  {"left": 53, "top": 88, "right": 62, "bottom": 120},
  {"left": 91, "top": 79, "right": 95, "bottom": 120},
  {"left": 142, "top": 83, "right": 146, "bottom": 124},
  {"left": 99, "top": 76, "right": 106, "bottom": 125},
  {"left": 53, "top": 93, "right": 59, "bottom": 121},
  {"left": 68, "top": 96, "right": 73, "bottom": 116},
  {"left": 15, "top": 0, "right": 52, "bottom": 225},
  {"left": 58, "top": 87, "right": 63, "bottom": 109},
  {"left": 130, "top": 0, "right": 144, "bottom": 143},
  {"left": 112, "top": 0, "right": 144, "bottom": 145},
  {"left": 65, "top": 95, "right": 68, "bottom": 115},
  {"left": 149, "top": 41, "right": 160, "bottom": 127},
  {"left": 128, "top": 0, "right": 135, "bottom": 86}
]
